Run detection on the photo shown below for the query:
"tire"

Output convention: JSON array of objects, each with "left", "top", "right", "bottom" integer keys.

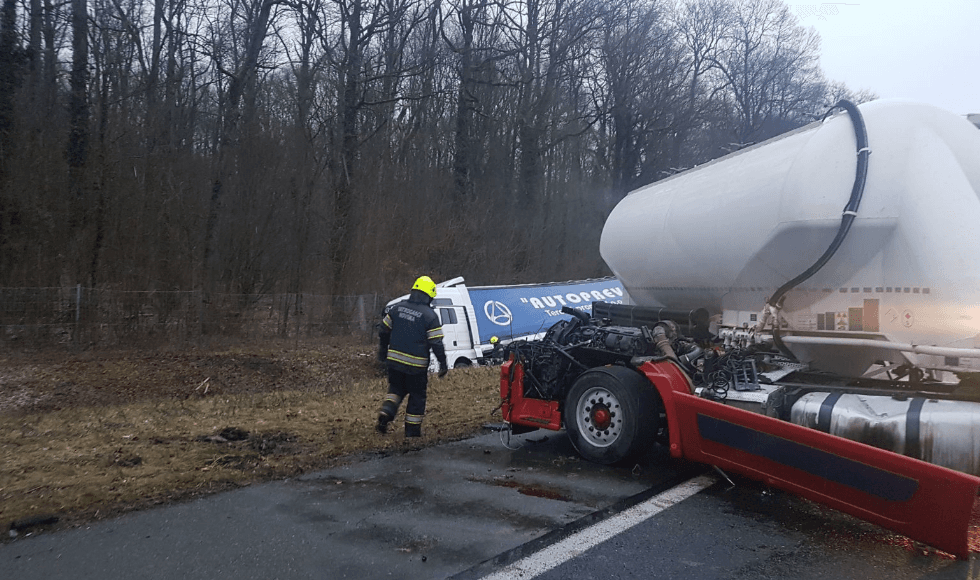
[
  {"left": 453, "top": 358, "right": 472, "bottom": 369},
  {"left": 564, "top": 365, "right": 662, "bottom": 465}
]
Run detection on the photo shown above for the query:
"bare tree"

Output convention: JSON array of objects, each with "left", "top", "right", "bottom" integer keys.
[
  {"left": 0, "top": 0, "right": 20, "bottom": 180},
  {"left": 275, "top": 0, "right": 327, "bottom": 322},
  {"left": 67, "top": 0, "right": 89, "bottom": 179},
  {"left": 0, "top": 0, "right": 21, "bottom": 284},
  {"left": 301, "top": 0, "right": 450, "bottom": 293},
  {"left": 202, "top": 0, "right": 279, "bottom": 294},
  {"left": 0, "top": 0, "right": 882, "bottom": 302},
  {"left": 65, "top": 0, "right": 91, "bottom": 286},
  {"left": 505, "top": 0, "right": 602, "bottom": 202},
  {"left": 442, "top": 0, "right": 508, "bottom": 200},
  {"left": 709, "top": 0, "right": 821, "bottom": 144},
  {"left": 671, "top": 0, "right": 731, "bottom": 165},
  {"left": 594, "top": 0, "right": 684, "bottom": 193},
  {"left": 822, "top": 79, "right": 877, "bottom": 108}
]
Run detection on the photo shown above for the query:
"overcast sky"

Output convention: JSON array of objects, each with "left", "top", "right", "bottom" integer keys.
[{"left": 794, "top": 1, "right": 980, "bottom": 115}]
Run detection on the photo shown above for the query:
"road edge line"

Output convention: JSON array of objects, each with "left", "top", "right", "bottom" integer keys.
[{"left": 448, "top": 467, "right": 715, "bottom": 580}]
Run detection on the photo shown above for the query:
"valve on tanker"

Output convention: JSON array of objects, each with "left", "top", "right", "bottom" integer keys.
[
  {"left": 734, "top": 328, "right": 754, "bottom": 348},
  {"left": 720, "top": 329, "right": 734, "bottom": 348}
]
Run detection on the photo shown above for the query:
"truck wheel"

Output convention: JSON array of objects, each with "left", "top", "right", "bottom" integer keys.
[{"left": 564, "top": 365, "right": 661, "bottom": 465}]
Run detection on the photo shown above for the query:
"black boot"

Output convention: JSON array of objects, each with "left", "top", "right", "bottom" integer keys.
[
  {"left": 376, "top": 413, "right": 391, "bottom": 434},
  {"left": 405, "top": 423, "right": 422, "bottom": 438}
]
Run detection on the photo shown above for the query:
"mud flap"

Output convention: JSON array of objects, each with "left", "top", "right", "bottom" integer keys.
[{"left": 640, "top": 361, "right": 980, "bottom": 559}]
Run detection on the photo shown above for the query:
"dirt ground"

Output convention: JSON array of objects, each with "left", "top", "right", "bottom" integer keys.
[{"left": 0, "top": 340, "right": 502, "bottom": 540}]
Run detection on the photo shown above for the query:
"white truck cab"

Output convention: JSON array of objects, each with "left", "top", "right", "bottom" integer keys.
[{"left": 385, "top": 277, "right": 627, "bottom": 370}]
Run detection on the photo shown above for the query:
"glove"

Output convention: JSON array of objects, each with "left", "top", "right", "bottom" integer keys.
[{"left": 438, "top": 366, "right": 448, "bottom": 378}]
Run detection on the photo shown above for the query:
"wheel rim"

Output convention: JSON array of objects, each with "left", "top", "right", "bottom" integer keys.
[{"left": 574, "top": 386, "right": 623, "bottom": 448}]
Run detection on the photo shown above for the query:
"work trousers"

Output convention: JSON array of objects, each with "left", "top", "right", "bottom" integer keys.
[{"left": 380, "top": 368, "right": 428, "bottom": 435}]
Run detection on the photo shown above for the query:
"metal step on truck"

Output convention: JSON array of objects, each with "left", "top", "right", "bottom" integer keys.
[{"left": 498, "top": 100, "right": 980, "bottom": 558}]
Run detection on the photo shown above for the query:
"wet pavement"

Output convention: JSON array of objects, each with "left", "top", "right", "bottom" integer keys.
[
  {"left": 527, "top": 475, "right": 979, "bottom": 580},
  {"left": 3, "top": 428, "right": 976, "bottom": 579},
  {"left": 0, "top": 429, "right": 697, "bottom": 580}
]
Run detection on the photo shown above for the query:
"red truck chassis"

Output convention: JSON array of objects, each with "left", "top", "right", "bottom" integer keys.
[{"left": 501, "top": 358, "right": 980, "bottom": 559}]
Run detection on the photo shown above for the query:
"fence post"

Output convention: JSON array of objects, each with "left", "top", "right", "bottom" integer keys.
[
  {"left": 356, "top": 295, "right": 366, "bottom": 333},
  {"left": 74, "top": 284, "right": 81, "bottom": 348},
  {"left": 196, "top": 289, "right": 204, "bottom": 344},
  {"left": 295, "top": 293, "right": 302, "bottom": 341}
]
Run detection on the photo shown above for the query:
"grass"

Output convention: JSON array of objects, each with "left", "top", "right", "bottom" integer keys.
[{"left": 0, "top": 344, "right": 501, "bottom": 536}]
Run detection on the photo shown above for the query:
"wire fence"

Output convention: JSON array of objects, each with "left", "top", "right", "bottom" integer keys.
[{"left": 0, "top": 286, "right": 383, "bottom": 349}]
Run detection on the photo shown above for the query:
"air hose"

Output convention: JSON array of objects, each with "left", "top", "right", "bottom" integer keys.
[{"left": 768, "top": 100, "right": 871, "bottom": 358}]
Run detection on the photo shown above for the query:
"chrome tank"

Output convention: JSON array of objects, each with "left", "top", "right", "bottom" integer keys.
[
  {"left": 790, "top": 392, "right": 980, "bottom": 476},
  {"left": 600, "top": 100, "right": 980, "bottom": 375}
]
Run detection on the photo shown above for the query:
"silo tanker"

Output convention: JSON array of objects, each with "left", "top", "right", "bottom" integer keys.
[
  {"left": 498, "top": 100, "right": 980, "bottom": 558},
  {"left": 601, "top": 99, "right": 980, "bottom": 378}
]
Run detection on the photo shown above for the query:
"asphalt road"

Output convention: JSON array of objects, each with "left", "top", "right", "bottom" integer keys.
[
  {"left": 2, "top": 429, "right": 977, "bottom": 580},
  {"left": 461, "top": 473, "right": 979, "bottom": 580},
  {"left": 0, "top": 429, "right": 697, "bottom": 579}
]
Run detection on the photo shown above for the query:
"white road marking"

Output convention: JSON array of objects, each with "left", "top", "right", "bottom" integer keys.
[{"left": 479, "top": 474, "right": 717, "bottom": 580}]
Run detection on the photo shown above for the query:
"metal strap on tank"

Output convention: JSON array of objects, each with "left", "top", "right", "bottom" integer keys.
[
  {"left": 905, "top": 398, "right": 925, "bottom": 459},
  {"left": 817, "top": 392, "right": 843, "bottom": 433}
]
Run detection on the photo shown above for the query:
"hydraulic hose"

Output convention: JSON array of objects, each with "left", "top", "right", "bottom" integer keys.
[
  {"left": 561, "top": 305, "right": 591, "bottom": 324},
  {"left": 770, "top": 100, "right": 871, "bottom": 358}
]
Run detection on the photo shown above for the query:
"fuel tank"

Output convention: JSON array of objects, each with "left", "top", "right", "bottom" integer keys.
[
  {"left": 600, "top": 100, "right": 980, "bottom": 375},
  {"left": 790, "top": 392, "right": 980, "bottom": 476}
]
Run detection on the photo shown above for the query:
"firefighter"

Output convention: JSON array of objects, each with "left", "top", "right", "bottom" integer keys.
[
  {"left": 376, "top": 275, "right": 448, "bottom": 437},
  {"left": 485, "top": 335, "right": 504, "bottom": 363}
]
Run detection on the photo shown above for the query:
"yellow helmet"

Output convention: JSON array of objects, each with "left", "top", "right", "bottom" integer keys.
[
  {"left": 490, "top": 336, "right": 499, "bottom": 344},
  {"left": 412, "top": 275, "right": 437, "bottom": 298}
]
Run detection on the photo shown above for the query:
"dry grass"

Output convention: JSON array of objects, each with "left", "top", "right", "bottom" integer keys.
[{"left": 0, "top": 342, "right": 501, "bottom": 537}]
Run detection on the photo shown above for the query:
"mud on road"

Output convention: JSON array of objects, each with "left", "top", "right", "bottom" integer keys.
[{"left": 0, "top": 341, "right": 501, "bottom": 538}]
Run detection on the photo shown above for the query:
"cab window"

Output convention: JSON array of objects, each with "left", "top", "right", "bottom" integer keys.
[{"left": 440, "top": 308, "right": 458, "bottom": 325}]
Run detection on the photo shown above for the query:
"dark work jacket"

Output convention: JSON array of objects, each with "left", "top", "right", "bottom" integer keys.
[{"left": 379, "top": 292, "right": 447, "bottom": 375}]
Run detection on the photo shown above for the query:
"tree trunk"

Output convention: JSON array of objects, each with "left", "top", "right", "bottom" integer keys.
[
  {"left": 452, "top": 2, "right": 475, "bottom": 200},
  {"left": 0, "top": 0, "right": 18, "bottom": 179},
  {"left": 329, "top": 0, "right": 365, "bottom": 296},
  {"left": 67, "top": 0, "right": 89, "bottom": 251},
  {"left": 202, "top": 0, "right": 275, "bottom": 291}
]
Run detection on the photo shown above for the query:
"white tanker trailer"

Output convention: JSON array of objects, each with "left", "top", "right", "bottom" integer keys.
[
  {"left": 597, "top": 99, "right": 980, "bottom": 474},
  {"left": 602, "top": 99, "right": 980, "bottom": 378},
  {"left": 499, "top": 100, "right": 980, "bottom": 557}
]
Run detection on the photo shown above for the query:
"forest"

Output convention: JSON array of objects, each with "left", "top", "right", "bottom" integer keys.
[{"left": 0, "top": 0, "right": 874, "bottom": 300}]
